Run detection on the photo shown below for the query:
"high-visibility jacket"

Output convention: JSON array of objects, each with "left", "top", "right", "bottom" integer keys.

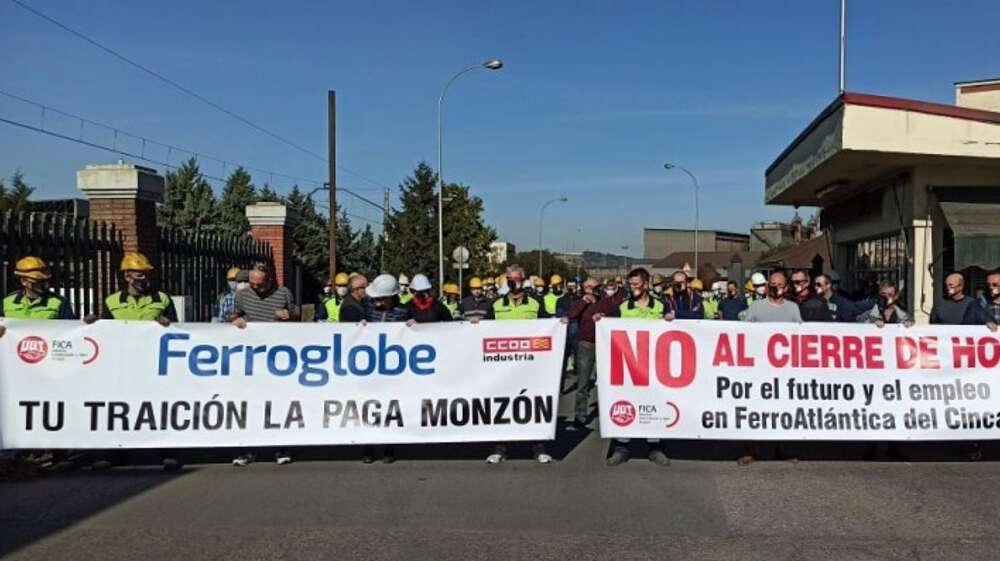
[
  {"left": 1, "top": 291, "right": 75, "bottom": 319},
  {"left": 618, "top": 296, "right": 664, "bottom": 320},
  {"left": 104, "top": 290, "right": 177, "bottom": 321},
  {"left": 702, "top": 297, "right": 718, "bottom": 319},
  {"left": 324, "top": 296, "right": 343, "bottom": 322},
  {"left": 492, "top": 295, "right": 545, "bottom": 320},
  {"left": 399, "top": 292, "right": 413, "bottom": 304},
  {"left": 444, "top": 299, "right": 459, "bottom": 318},
  {"left": 543, "top": 292, "right": 559, "bottom": 315}
]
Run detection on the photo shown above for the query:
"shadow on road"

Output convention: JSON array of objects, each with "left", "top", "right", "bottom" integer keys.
[
  {"left": 614, "top": 440, "right": 1000, "bottom": 463},
  {"left": 0, "top": 464, "right": 192, "bottom": 557}
]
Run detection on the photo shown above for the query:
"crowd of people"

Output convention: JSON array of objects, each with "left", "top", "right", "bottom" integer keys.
[{"left": 3, "top": 251, "right": 1000, "bottom": 473}]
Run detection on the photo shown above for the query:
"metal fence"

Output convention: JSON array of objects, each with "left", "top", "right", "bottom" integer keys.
[
  {"left": 1, "top": 211, "right": 124, "bottom": 318},
  {"left": 158, "top": 228, "right": 273, "bottom": 322}
]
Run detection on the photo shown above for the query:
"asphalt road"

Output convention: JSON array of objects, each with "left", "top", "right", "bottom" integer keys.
[{"left": 4, "top": 400, "right": 1000, "bottom": 560}]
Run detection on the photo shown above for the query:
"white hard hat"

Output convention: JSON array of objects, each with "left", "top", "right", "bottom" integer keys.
[
  {"left": 397, "top": 274, "right": 410, "bottom": 286},
  {"left": 751, "top": 272, "right": 767, "bottom": 286},
  {"left": 410, "top": 273, "right": 432, "bottom": 292},
  {"left": 712, "top": 281, "right": 727, "bottom": 292},
  {"left": 368, "top": 274, "right": 400, "bottom": 298}
]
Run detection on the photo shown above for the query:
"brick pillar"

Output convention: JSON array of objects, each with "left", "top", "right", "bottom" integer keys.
[
  {"left": 246, "top": 202, "right": 297, "bottom": 287},
  {"left": 77, "top": 162, "right": 163, "bottom": 263}
]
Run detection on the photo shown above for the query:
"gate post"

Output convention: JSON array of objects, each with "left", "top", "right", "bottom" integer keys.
[
  {"left": 77, "top": 162, "right": 163, "bottom": 264},
  {"left": 246, "top": 202, "right": 297, "bottom": 287}
]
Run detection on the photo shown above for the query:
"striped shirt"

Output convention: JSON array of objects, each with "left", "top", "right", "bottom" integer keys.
[{"left": 234, "top": 286, "right": 296, "bottom": 322}]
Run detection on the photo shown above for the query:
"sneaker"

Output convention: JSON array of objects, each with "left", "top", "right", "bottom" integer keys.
[
  {"left": 535, "top": 453, "right": 553, "bottom": 464},
  {"left": 91, "top": 459, "right": 112, "bottom": 471},
  {"left": 275, "top": 454, "right": 292, "bottom": 466},
  {"left": 736, "top": 455, "right": 755, "bottom": 466},
  {"left": 485, "top": 453, "right": 505, "bottom": 464},
  {"left": 162, "top": 458, "right": 182, "bottom": 471},
  {"left": 606, "top": 447, "right": 630, "bottom": 466},
  {"left": 648, "top": 449, "right": 671, "bottom": 467},
  {"left": 569, "top": 419, "right": 589, "bottom": 431},
  {"left": 382, "top": 446, "right": 396, "bottom": 464},
  {"left": 232, "top": 454, "right": 254, "bottom": 467}
]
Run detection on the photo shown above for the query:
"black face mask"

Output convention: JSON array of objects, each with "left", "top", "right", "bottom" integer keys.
[
  {"left": 672, "top": 283, "right": 685, "bottom": 293},
  {"left": 508, "top": 280, "right": 523, "bottom": 294},
  {"left": 130, "top": 278, "right": 150, "bottom": 293},
  {"left": 877, "top": 295, "right": 892, "bottom": 310},
  {"left": 768, "top": 285, "right": 783, "bottom": 299}
]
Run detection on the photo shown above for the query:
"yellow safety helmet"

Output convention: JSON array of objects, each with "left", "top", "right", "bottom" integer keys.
[
  {"left": 120, "top": 252, "right": 154, "bottom": 272},
  {"left": 469, "top": 276, "right": 483, "bottom": 289},
  {"left": 651, "top": 273, "right": 664, "bottom": 286},
  {"left": 444, "top": 282, "right": 460, "bottom": 296},
  {"left": 690, "top": 279, "right": 704, "bottom": 290},
  {"left": 226, "top": 267, "right": 240, "bottom": 281},
  {"left": 14, "top": 256, "right": 51, "bottom": 280},
  {"left": 549, "top": 274, "right": 563, "bottom": 286},
  {"left": 533, "top": 277, "right": 545, "bottom": 287},
  {"left": 495, "top": 275, "right": 506, "bottom": 286},
  {"left": 745, "top": 280, "right": 754, "bottom": 291},
  {"left": 334, "top": 272, "right": 350, "bottom": 286}
]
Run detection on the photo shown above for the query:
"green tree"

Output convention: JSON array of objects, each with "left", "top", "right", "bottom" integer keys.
[
  {"left": 349, "top": 223, "right": 380, "bottom": 278},
  {"left": 217, "top": 167, "right": 257, "bottom": 238},
  {"left": 258, "top": 182, "right": 280, "bottom": 202},
  {"left": 0, "top": 171, "right": 34, "bottom": 213},
  {"left": 284, "top": 185, "right": 329, "bottom": 290},
  {"left": 504, "top": 249, "right": 586, "bottom": 281},
  {"left": 160, "top": 158, "right": 217, "bottom": 232},
  {"left": 383, "top": 162, "right": 497, "bottom": 284}
]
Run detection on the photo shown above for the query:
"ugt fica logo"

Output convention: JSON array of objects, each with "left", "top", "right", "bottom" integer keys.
[
  {"left": 609, "top": 400, "right": 636, "bottom": 427},
  {"left": 17, "top": 336, "right": 48, "bottom": 364}
]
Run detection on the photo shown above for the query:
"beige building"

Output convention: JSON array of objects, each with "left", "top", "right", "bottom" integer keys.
[
  {"left": 642, "top": 228, "right": 749, "bottom": 261},
  {"left": 765, "top": 83, "right": 1000, "bottom": 323}
]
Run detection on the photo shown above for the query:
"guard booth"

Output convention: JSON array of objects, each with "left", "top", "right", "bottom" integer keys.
[{"left": 765, "top": 83, "right": 1000, "bottom": 323}]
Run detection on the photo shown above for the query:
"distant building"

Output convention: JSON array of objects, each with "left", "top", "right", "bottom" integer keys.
[
  {"left": 642, "top": 228, "right": 749, "bottom": 261},
  {"left": 750, "top": 215, "right": 818, "bottom": 252},
  {"left": 488, "top": 240, "right": 516, "bottom": 265},
  {"left": 765, "top": 81, "right": 1000, "bottom": 322}
]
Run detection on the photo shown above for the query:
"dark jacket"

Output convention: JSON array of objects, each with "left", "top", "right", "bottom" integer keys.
[
  {"left": 662, "top": 290, "right": 703, "bottom": 320},
  {"left": 931, "top": 296, "right": 994, "bottom": 325},
  {"left": 556, "top": 293, "right": 580, "bottom": 319},
  {"left": 798, "top": 292, "right": 834, "bottom": 322},
  {"left": 717, "top": 295, "right": 748, "bottom": 321},
  {"left": 405, "top": 297, "right": 453, "bottom": 323},
  {"left": 338, "top": 294, "right": 366, "bottom": 322},
  {"left": 458, "top": 295, "right": 492, "bottom": 321},
  {"left": 827, "top": 293, "right": 861, "bottom": 322}
]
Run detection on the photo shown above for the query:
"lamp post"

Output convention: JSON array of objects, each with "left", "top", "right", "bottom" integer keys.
[
  {"left": 437, "top": 59, "right": 503, "bottom": 295},
  {"left": 663, "top": 163, "right": 701, "bottom": 276},
  {"left": 538, "top": 196, "right": 568, "bottom": 279}
]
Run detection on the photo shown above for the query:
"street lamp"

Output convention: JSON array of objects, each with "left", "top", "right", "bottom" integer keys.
[
  {"left": 538, "top": 196, "right": 568, "bottom": 279},
  {"left": 437, "top": 59, "right": 504, "bottom": 295},
  {"left": 663, "top": 163, "right": 701, "bottom": 276}
]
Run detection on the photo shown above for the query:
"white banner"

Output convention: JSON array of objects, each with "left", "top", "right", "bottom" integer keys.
[
  {"left": 597, "top": 319, "right": 1000, "bottom": 440},
  {"left": 0, "top": 319, "right": 565, "bottom": 449}
]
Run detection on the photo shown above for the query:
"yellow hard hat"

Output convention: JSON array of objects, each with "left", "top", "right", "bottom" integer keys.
[
  {"left": 14, "top": 256, "right": 51, "bottom": 280},
  {"left": 549, "top": 274, "right": 563, "bottom": 286},
  {"left": 690, "top": 279, "right": 704, "bottom": 290},
  {"left": 120, "top": 252, "right": 154, "bottom": 272},
  {"left": 533, "top": 277, "right": 545, "bottom": 287},
  {"left": 334, "top": 272, "right": 350, "bottom": 286},
  {"left": 651, "top": 273, "right": 664, "bottom": 285},
  {"left": 469, "top": 276, "right": 483, "bottom": 289},
  {"left": 745, "top": 280, "right": 754, "bottom": 291},
  {"left": 444, "top": 282, "right": 460, "bottom": 295},
  {"left": 226, "top": 267, "right": 240, "bottom": 281},
  {"left": 495, "top": 275, "right": 506, "bottom": 286}
]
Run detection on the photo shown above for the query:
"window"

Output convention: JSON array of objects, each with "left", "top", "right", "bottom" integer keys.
[{"left": 846, "top": 232, "right": 910, "bottom": 301}]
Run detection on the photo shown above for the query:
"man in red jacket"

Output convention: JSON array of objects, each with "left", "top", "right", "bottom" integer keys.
[{"left": 564, "top": 277, "right": 618, "bottom": 430}]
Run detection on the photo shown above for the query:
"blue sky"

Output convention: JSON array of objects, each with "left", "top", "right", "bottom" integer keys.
[{"left": 2, "top": 0, "right": 998, "bottom": 255}]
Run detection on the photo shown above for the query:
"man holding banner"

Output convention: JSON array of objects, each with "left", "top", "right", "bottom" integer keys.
[{"left": 594, "top": 268, "right": 671, "bottom": 467}]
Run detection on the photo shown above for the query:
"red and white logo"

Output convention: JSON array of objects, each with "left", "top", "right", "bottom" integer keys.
[
  {"left": 609, "top": 400, "right": 636, "bottom": 427},
  {"left": 482, "top": 336, "right": 552, "bottom": 354},
  {"left": 17, "top": 336, "right": 48, "bottom": 364}
]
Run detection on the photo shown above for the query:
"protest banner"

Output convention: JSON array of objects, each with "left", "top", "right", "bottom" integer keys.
[
  {"left": 596, "top": 319, "right": 1000, "bottom": 440},
  {"left": 0, "top": 319, "right": 565, "bottom": 449}
]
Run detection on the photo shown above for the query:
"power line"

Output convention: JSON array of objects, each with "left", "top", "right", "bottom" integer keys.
[
  {"left": 9, "top": 0, "right": 392, "bottom": 191},
  {"left": 0, "top": 89, "right": 385, "bottom": 210}
]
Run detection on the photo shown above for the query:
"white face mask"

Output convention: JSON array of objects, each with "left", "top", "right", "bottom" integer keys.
[
  {"left": 236, "top": 282, "right": 250, "bottom": 291},
  {"left": 605, "top": 288, "right": 617, "bottom": 297},
  {"left": 336, "top": 286, "right": 348, "bottom": 297}
]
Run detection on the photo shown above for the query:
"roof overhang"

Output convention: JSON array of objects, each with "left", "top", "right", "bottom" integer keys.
[{"left": 765, "top": 93, "right": 1000, "bottom": 206}]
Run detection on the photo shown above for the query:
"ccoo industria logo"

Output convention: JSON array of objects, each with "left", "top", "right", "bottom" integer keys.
[{"left": 481, "top": 336, "right": 552, "bottom": 363}]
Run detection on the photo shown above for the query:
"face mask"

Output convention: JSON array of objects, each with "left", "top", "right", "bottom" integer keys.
[
  {"left": 755, "top": 286, "right": 767, "bottom": 296},
  {"left": 605, "top": 288, "right": 617, "bottom": 297},
  {"left": 792, "top": 281, "right": 807, "bottom": 294},
  {"left": 878, "top": 295, "right": 892, "bottom": 310},
  {"left": 26, "top": 281, "right": 48, "bottom": 296},
  {"left": 535, "top": 286, "right": 545, "bottom": 294},
  {"left": 768, "top": 285, "right": 783, "bottom": 299},
  {"left": 236, "top": 282, "right": 250, "bottom": 291},
  {"left": 471, "top": 289, "right": 482, "bottom": 298},
  {"left": 553, "top": 288, "right": 562, "bottom": 295},
  {"left": 130, "top": 277, "right": 150, "bottom": 293},
  {"left": 228, "top": 281, "right": 238, "bottom": 291},
  {"left": 672, "top": 283, "right": 685, "bottom": 293},
  {"left": 374, "top": 297, "right": 392, "bottom": 309},
  {"left": 336, "top": 286, "right": 348, "bottom": 297},
  {"left": 508, "top": 280, "right": 523, "bottom": 294},
  {"left": 991, "top": 285, "right": 1000, "bottom": 299}
]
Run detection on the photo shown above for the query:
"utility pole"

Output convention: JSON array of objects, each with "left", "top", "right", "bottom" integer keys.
[
  {"left": 839, "top": 0, "right": 846, "bottom": 94},
  {"left": 328, "top": 90, "right": 337, "bottom": 279},
  {"left": 382, "top": 187, "right": 390, "bottom": 272}
]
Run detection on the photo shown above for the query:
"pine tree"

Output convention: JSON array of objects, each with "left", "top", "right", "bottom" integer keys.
[
  {"left": 217, "top": 167, "right": 257, "bottom": 238},
  {"left": 352, "top": 224, "right": 380, "bottom": 278},
  {"left": 258, "top": 182, "right": 280, "bottom": 202},
  {"left": 160, "top": 158, "right": 217, "bottom": 232},
  {"left": 2, "top": 171, "right": 34, "bottom": 213},
  {"left": 383, "top": 162, "right": 439, "bottom": 278},
  {"left": 284, "top": 185, "right": 329, "bottom": 287}
]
